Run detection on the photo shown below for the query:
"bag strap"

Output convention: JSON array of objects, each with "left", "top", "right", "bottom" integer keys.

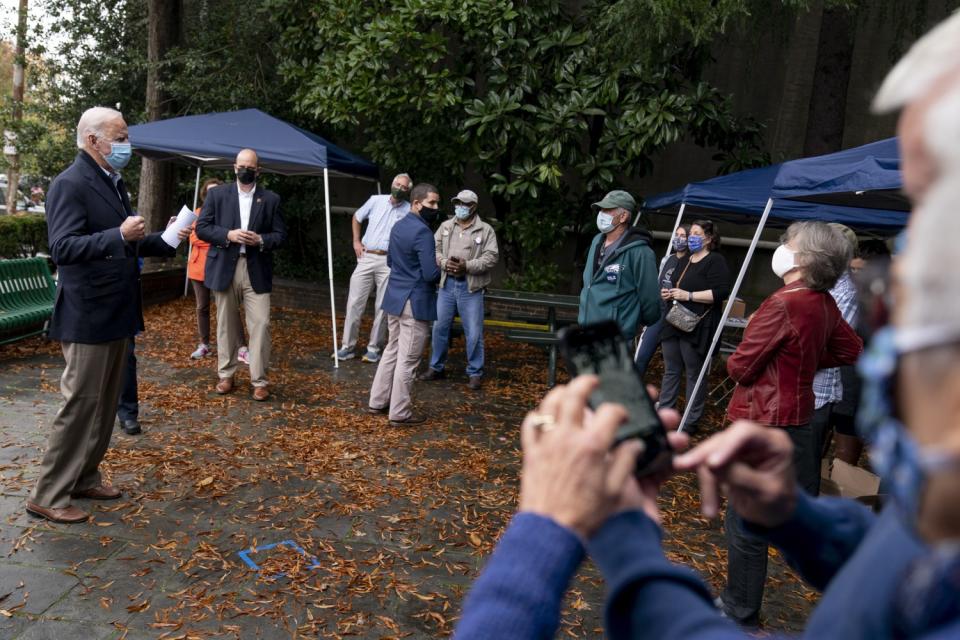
[{"left": 674, "top": 259, "right": 693, "bottom": 287}]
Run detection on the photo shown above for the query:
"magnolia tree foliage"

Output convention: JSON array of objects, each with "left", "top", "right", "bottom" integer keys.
[{"left": 268, "top": 0, "right": 772, "bottom": 280}]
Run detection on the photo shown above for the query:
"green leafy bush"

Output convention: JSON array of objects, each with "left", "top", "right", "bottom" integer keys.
[{"left": 0, "top": 214, "right": 48, "bottom": 258}]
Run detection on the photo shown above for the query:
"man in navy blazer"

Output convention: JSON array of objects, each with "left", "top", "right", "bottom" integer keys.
[
  {"left": 27, "top": 107, "right": 186, "bottom": 524},
  {"left": 196, "top": 148, "right": 287, "bottom": 401},
  {"left": 369, "top": 183, "right": 442, "bottom": 426}
]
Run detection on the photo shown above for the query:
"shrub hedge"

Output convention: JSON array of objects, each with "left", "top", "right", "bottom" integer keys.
[{"left": 0, "top": 214, "right": 48, "bottom": 258}]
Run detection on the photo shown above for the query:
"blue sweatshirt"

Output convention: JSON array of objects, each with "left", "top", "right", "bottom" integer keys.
[{"left": 454, "top": 494, "right": 960, "bottom": 639}]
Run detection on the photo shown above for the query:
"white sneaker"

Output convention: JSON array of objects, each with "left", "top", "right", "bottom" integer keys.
[
  {"left": 190, "top": 343, "right": 211, "bottom": 359},
  {"left": 238, "top": 346, "right": 250, "bottom": 365}
]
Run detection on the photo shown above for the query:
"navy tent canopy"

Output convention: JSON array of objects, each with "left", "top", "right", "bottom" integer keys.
[
  {"left": 644, "top": 139, "right": 908, "bottom": 229},
  {"left": 771, "top": 137, "right": 908, "bottom": 212},
  {"left": 128, "top": 108, "right": 378, "bottom": 180}
]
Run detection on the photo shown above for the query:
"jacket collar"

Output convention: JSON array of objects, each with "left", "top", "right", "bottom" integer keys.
[{"left": 77, "top": 151, "right": 127, "bottom": 220}]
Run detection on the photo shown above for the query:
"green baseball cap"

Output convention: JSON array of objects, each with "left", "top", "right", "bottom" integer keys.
[{"left": 592, "top": 190, "right": 637, "bottom": 214}]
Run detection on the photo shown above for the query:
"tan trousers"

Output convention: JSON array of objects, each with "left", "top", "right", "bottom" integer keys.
[
  {"left": 213, "top": 256, "right": 271, "bottom": 387},
  {"left": 31, "top": 338, "right": 129, "bottom": 509},
  {"left": 341, "top": 252, "right": 390, "bottom": 352},
  {"left": 369, "top": 301, "right": 429, "bottom": 421}
]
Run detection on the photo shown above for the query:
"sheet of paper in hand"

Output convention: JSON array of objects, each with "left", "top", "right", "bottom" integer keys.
[{"left": 161, "top": 205, "right": 198, "bottom": 248}]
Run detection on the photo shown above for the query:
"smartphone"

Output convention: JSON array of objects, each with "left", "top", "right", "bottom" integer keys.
[{"left": 558, "top": 321, "right": 672, "bottom": 477}]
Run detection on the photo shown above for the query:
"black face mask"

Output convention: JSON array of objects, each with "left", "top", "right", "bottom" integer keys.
[
  {"left": 392, "top": 187, "right": 410, "bottom": 202},
  {"left": 419, "top": 205, "right": 439, "bottom": 224},
  {"left": 237, "top": 167, "right": 257, "bottom": 185}
]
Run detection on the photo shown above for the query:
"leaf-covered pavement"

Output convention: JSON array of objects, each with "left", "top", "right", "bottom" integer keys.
[{"left": 0, "top": 298, "right": 815, "bottom": 638}]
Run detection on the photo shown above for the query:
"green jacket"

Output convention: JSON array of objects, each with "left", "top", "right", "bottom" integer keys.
[{"left": 578, "top": 227, "right": 661, "bottom": 339}]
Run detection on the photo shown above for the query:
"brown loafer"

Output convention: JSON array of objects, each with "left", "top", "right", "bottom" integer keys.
[
  {"left": 71, "top": 484, "right": 122, "bottom": 500},
  {"left": 252, "top": 386, "right": 270, "bottom": 401},
  {"left": 389, "top": 415, "right": 427, "bottom": 427},
  {"left": 468, "top": 375, "right": 482, "bottom": 391},
  {"left": 26, "top": 502, "right": 89, "bottom": 524},
  {"left": 215, "top": 377, "right": 234, "bottom": 394},
  {"left": 366, "top": 406, "right": 388, "bottom": 415}
]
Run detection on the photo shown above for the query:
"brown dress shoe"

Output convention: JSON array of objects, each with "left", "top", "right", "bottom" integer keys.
[
  {"left": 215, "top": 377, "right": 235, "bottom": 394},
  {"left": 26, "top": 502, "right": 89, "bottom": 524},
  {"left": 71, "top": 484, "right": 122, "bottom": 500},
  {"left": 468, "top": 375, "right": 482, "bottom": 391},
  {"left": 389, "top": 415, "right": 427, "bottom": 427},
  {"left": 366, "top": 406, "right": 388, "bottom": 415},
  {"left": 252, "top": 386, "right": 270, "bottom": 401}
]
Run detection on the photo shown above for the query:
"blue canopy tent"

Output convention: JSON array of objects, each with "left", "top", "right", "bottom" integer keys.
[
  {"left": 641, "top": 138, "right": 907, "bottom": 431},
  {"left": 129, "top": 108, "right": 380, "bottom": 366}
]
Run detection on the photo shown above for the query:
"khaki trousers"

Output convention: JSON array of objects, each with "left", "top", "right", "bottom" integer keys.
[
  {"left": 341, "top": 252, "right": 390, "bottom": 352},
  {"left": 31, "top": 338, "right": 129, "bottom": 509},
  {"left": 213, "top": 256, "right": 271, "bottom": 387},
  {"left": 369, "top": 301, "right": 429, "bottom": 421}
]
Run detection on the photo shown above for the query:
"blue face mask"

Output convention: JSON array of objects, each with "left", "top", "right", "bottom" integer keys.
[
  {"left": 687, "top": 235, "right": 705, "bottom": 252},
  {"left": 672, "top": 236, "right": 688, "bottom": 252},
  {"left": 455, "top": 204, "right": 473, "bottom": 220},
  {"left": 857, "top": 327, "right": 960, "bottom": 522},
  {"left": 103, "top": 141, "right": 132, "bottom": 171}
]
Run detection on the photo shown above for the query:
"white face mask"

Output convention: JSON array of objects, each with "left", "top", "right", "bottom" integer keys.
[
  {"left": 771, "top": 244, "right": 797, "bottom": 279},
  {"left": 597, "top": 212, "right": 617, "bottom": 234}
]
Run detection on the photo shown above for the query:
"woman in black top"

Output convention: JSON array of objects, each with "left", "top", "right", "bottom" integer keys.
[{"left": 657, "top": 220, "right": 731, "bottom": 433}]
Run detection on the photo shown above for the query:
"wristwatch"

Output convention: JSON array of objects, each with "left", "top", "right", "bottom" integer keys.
[{"left": 688, "top": 291, "right": 693, "bottom": 302}]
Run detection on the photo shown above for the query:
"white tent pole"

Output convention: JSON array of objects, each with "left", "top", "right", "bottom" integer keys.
[
  {"left": 678, "top": 197, "right": 774, "bottom": 433},
  {"left": 184, "top": 165, "right": 202, "bottom": 297},
  {"left": 324, "top": 169, "right": 340, "bottom": 368},
  {"left": 376, "top": 181, "right": 382, "bottom": 195},
  {"left": 634, "top": 201, "right": 686, "bottom": 363}
]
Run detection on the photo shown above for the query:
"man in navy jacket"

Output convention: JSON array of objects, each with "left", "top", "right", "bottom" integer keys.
[
  {"left": 196, "top": 148, "right": 287, "bottom": 401},
  {"left": 27, "top": 107, "right": 186, "bottom": 524},
  {"left": 368, "top": 183, "right": 441, "bottom": 426}
]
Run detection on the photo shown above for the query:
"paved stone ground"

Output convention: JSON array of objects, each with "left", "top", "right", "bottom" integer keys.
[{"left": 0, "top": 298, "right": 815, "bottom": 639}]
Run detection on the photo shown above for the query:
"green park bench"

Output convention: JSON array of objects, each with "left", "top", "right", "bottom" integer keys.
[{"left": 0, "top": 257, "right": 57, "bottom": 345}]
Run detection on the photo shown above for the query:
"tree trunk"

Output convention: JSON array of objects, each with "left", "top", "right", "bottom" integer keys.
[
  {"left": 803, "top": 6, "right": 855, "bottom": 156},
  {"left": 4, "top": 0, "right": 28, "bottom": 217},
  {"left": 138, "top": 0, "right": 182, "bottom": 233}
]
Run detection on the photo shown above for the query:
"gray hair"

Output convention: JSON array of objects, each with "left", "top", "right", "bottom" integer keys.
[
  {"left": 76, "top": 106, "right": 124, "bottom": 149},
  {"left": 393, "top": 173, "right": 412, "bottom": 185},
  {"left": 872, "top": 10, "right": 960, "bottom": 113},
  {"left": 782, "top": 221, "right": 851, "bottom": 292}
]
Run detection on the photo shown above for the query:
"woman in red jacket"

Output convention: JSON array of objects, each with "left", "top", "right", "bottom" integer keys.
[{"left": 719, "top": 221, "right": 863, "bottom": 628}]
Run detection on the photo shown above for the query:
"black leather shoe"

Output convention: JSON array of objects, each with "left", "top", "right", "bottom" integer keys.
[
  {"left": 418, "top": 368, "right": 445, "bottom": 381},
  {"left": 119, "top": 419, "right": 142, "bottom": 435}
]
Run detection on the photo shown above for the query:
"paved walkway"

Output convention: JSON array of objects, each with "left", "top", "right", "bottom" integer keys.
[{"left": 0, "top": 298, "right": 813, "bottom": 638}]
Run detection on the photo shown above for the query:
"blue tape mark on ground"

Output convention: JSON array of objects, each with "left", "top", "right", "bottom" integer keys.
[{"left": 237, "top": 539, "right": 322, "bottom": 579}]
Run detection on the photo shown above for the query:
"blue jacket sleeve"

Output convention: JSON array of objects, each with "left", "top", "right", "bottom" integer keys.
[
  {"left": 260, "top": 197, "right": 287, "bottom": 251},
  {"left": 137, "top": 231, "right": 177, "bottom": 258},
  {"left": 417, "top": 226, "right": 441, "bottom": 284},
  {"left": 195, "top": 192, "right": 230, "bottom": 247},
  {"left": 589, "top": 511, "right": 747, "bottom": 640},
  {"left": 454, "top": 513, "right": 585, "bottom": 640},
  {"left": 745, "top": 491, "right": 876, "bottom": 591},
  {"left": 46, "top": 178, "right": 127, "bottom": 265}
]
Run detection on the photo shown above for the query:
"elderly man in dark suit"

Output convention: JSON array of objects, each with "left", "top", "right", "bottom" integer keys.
[
  {"left": 27, "top": 106, "right": 188, "bottom": 524},
  {"left": 196, "top": 148, "right": 287, "bottom": 401},
  {"left": 368, "top": 183, "right": 441, "bottom": 426}
]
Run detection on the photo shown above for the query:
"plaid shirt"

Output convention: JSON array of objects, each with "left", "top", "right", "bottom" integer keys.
[{"left": 813, "top": 271, "right": 859, "bottom": 409}]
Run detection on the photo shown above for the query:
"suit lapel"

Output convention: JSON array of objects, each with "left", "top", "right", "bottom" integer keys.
[
  {"left": 78, "top": 154, "right": 126, "bottom": 221},
  {"left": 231, "top": 186, "right": 242, "bottom": 230},
  {"left": 247, "top": 186, "right": 265, "bottom": 231}
]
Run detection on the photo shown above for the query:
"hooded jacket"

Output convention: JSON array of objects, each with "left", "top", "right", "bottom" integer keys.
[{"left": 578, "top": 227, "right": 660, "bottom": 340}]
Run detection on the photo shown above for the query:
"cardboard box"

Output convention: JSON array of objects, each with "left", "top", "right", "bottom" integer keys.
[
  {"left": 725, "top": 298, "right": 746, "bottom": 319},
  {"left": 820, "top": 458, "right": 883, "bottom": 510}
]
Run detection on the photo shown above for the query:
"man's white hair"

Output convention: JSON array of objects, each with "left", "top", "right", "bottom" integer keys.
[
  {"left": 924, "top": 82, "right": 960, "bottom": 173},
  {"left": 899, "top": 173, "right": 960, "bottom": 332},
  {"left": 393, "top": 173, "right": 412, "bottom": 184},
  {"left": 76, "top": 106, "right": 124, "bottom": 149},
  {"left": 872, "top": 10, "right": 960, "bottom": 114}
]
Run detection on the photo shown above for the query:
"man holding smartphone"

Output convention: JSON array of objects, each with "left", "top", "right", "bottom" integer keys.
[{"left": 420, "top": 189, "right": 499, "bottom": 390}]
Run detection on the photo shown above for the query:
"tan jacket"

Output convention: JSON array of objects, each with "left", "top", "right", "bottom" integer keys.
[{"left": 435, "top": 216, "right": 499, "bottom": 292}]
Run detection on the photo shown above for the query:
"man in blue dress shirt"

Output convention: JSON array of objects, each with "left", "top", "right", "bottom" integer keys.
[
  {"left": 334, "top": 173, "right": 412, "bottom": 363},
  {"left": 367, "top": 183, "right": 441, "bottom": 426}
]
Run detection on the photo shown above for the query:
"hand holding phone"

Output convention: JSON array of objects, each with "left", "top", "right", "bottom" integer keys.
[{"left": 558, "top": 321, "right": 672, "bottom": 476}]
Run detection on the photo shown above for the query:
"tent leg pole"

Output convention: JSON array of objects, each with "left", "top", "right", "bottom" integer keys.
[
  {"left": 678, "top": 198, "right": 773, "bottom": 433},
  {"left": 184, "top": 166, "right": 202, "bottom": 297},
  {"left": 324, "top": 169, "right": 340, "bottom": 368}
]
